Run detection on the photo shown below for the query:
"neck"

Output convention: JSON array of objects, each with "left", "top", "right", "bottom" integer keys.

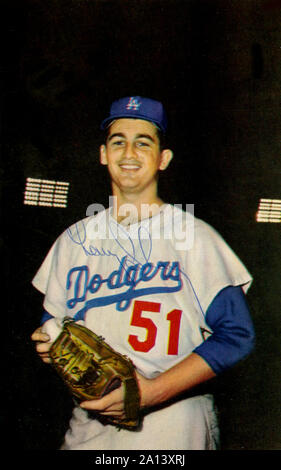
[{"left": 110, "top": 186, "right": 164, "bottom": 223}]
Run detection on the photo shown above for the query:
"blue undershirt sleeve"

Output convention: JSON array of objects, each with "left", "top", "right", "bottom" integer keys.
[
  {"left": 193, "top": 286, "right": 255, "bottom": 375},
  {"left": 40, "top": 310, "right": 54, "bottom": 325}
]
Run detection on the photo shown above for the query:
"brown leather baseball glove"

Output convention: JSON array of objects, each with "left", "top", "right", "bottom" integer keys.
[{"left": 49, "top": 318, "right": 140, "bottom": 429}]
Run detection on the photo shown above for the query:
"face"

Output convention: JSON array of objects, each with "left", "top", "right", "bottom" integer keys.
[{"left": 100, "top": 118, "right": 173, "bottom": 196}]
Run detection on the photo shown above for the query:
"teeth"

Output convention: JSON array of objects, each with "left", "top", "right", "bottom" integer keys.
[{"left": 120, "top": 165, "right": 140, "bottom": 169}]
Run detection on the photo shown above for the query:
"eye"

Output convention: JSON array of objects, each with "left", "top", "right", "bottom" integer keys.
[
  {"left": 136, "top": 141, "right": 150, "bottom": 148},
  {"left": 111, "top": 140, "right": 124, "bottom": 147}
]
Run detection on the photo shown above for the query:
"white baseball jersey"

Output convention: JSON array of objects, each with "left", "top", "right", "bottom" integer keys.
[{"left": 32, "top": 204, "right": 252, "bottom": 450}]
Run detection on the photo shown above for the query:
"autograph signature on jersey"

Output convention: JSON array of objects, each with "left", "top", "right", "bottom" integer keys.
[
  {"left": 67, "top": 219, "right": 152, "bottom": 266},
  {"left": 66, "top": 220, "right": 183, "bottom": 316}
]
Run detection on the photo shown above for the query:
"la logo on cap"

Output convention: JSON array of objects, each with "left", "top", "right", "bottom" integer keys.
[
  {"left": 100, "top": 96, "right": 168, "bottom": 133},
  {"left": 126, "top": 97, "right": 142, "bottom": 110}
]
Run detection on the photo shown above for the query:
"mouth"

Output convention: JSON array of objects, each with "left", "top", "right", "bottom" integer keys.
[{"left": 119, "top": 162, "right": 141, "bottom": 171}]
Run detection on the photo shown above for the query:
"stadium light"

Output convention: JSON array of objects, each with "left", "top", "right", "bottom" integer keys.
[
  {"left": 256, "top": 198, "right": 281, "bottom": 223},
  {"left": 24, "top": 178, "right": 70, "bottom": 208}
]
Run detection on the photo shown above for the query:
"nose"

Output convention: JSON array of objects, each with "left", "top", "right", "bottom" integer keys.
[{"left": 123, "top": 142, "right": 137, "bottom": 160}]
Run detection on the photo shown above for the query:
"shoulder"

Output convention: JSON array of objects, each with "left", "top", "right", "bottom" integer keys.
[
  {"left": 59, "top": 208, "right": 109, "bottom": 243},
  {"left": 165, "top": 204, "right": 222, "bottom": 242},
  {"left": 165, "top": 204, "right": 213, "bottom": 228},
  {"left": 193, "top": 217, "right": 225, "bottom": 243}
]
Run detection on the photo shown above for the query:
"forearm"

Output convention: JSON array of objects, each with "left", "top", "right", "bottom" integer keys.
[
  {"left": 140, "top": 287, "right": 255, "bottom": 409},
  {"left": 80, "top": 352, "right": 216, "bottom": 416},
  {"left": 138, "top": 352, "right": 216, "bottom": 409}
]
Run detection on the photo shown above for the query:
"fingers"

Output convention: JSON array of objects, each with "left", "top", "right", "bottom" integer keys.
[
  {"left": 36, "top": 341, "right": 51, "bottom": 354},
  {"left": 80, "top": 385, "right": 125, "bottom": 418},
  {"left": 31, "top": 327, "right": 52, "bottom": 363},
  {"left": 80, "top": 396, "right": 122, "bottom": 412},
  {"left": 38, "top": 353, "right": 52, "bottom": 364},
  {"left": 82, "top": 401, "right": 125, "bottom": 419},
  {"left": 36, "top": 342, "right": 52, "bottom": 363},
  {"left": 81, "top": 399, "right": 123, "bottom": 413},
  {"left": 31, "top": 327, "right": 50, "bottom": 343}
]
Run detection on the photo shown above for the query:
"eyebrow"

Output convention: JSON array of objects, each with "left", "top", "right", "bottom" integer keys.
[{"left": 107, "top": 133, "right": 156, "bottom": 143}]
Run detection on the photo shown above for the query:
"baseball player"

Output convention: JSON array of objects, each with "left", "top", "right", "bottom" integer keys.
[{"left": 31, "top": 96, "right": 255, "bottom": 450}]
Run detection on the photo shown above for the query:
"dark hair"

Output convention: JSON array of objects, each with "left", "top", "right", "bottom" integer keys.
[
  {"left": 102, "top": 120, "right": 168, "bottom": 151},
  {"left": 156, "top": 128, "right": 167, "bottom": 151}
]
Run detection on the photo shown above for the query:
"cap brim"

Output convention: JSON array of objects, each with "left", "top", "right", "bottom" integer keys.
[{"left": 100, "top": 114, "right": 165, "bottom": 132}]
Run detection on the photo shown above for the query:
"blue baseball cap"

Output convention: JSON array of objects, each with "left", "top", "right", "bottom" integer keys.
[{"left": 100, "top": 96, "right": 168, "bottom": 133}]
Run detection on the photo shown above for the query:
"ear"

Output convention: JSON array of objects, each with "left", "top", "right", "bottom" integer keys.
[
  {"left": 159, "top": 149, "right": 173, "bottom": 171},
  {"left": 99, "top": 145, "right": 108, "bottom": 165}
]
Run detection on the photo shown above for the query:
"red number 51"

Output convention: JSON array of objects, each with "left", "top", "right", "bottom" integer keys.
[{"left": 128, "top": 300, "right": 182, "bottom": 355}]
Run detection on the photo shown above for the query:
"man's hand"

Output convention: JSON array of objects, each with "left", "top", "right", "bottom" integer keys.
[
  {"left": 80, "top": 383, "right": 126, "bottom": 420},
  {"left": 79, "top": 371, "right": 151, "bottom": 420},
  {"left": 79, "top": 353, "right": 216, "bottom": 420},
  {"left": 31, "top": 327, "right": 52, "bottom": 363}
]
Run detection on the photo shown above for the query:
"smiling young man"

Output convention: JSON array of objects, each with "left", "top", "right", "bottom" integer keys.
[
  {"left": 31, "top": 96, "right": 255, "bottom": 450},
  {"left": 100, "top": 118, "right": 172, "bottom": 209}
]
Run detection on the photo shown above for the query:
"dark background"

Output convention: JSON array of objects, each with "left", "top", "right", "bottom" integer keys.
[{"left": 1, "top": 0, "right": 280, "bottom": 450}]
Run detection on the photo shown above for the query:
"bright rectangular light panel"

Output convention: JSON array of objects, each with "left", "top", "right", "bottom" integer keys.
[
  {"left": 256, "top": 198, "right": 281, "bottom": 223},
  {"left": 24, "top": 178, "right": 69, "bottom": 208}
]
